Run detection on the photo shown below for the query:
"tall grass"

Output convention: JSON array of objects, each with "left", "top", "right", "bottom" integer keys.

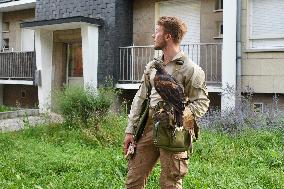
[
  {"left": 54, "top": 85, "right": 117, "bottom": 128},
  {"left": 0, "top": 115, "right": 283, "bottom": 188}
]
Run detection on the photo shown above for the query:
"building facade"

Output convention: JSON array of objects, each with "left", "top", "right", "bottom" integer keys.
[
  {"left": 0, "top": 0, "right": 283, "bottom": 113},
  {"left": 0, "top": 0, "right": 37, "bottom": 108},
  {"left": 241, "top": 0, "right": 284, "bottom": 112}
]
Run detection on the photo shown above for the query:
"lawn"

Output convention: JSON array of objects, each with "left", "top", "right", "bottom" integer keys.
[{"left": 0, "top": 114, "right": 283, "bottom": 189}]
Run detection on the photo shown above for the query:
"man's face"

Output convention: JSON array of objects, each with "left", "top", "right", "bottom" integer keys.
[{"left": 152, "top": 25, "right": 167, "bottom": 50}]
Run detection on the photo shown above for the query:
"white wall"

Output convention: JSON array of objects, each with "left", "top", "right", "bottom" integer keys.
[
  {"left": 0, "top": 13, "right": 2, "bottom": 50},
  {"left": 35, "top": 29, "right": 53, "bottom": 112},
  {"left": 81, "top": 24, "right": 99, "bottom": 89},
  {"left": 221, "top": 0, "right": 237, "bottom": 110},
  {"left": 21, "top": 28, "right": 35, "bottom": 51}
]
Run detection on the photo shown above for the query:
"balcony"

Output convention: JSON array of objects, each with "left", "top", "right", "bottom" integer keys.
[
  {"left": 0, "top": 0, "right": 35, "bottom": 12},
  {"left": 117, "top": 44, "right": 222, "bottom": 91},
  {"left": 0, "top": 51, "right": 36, "bottom": 85},
  {"left": 0, "top": 0, "right": 18, "bottom": 3}
]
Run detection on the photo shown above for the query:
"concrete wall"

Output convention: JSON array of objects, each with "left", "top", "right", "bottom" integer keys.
[
  {"left": 132, "top": 0, "right": 223, "bottom": 45},
  {"left": 251, "top": 94, "right": 284, "bottom": 112},
  {"left": 133, "top": 0, "right": 155, "bottom": 45},
  {"left": 35, "top": 0, "right": 133, "bottom": 85},
  {"left": 241, "top": 0, "right": 284, "bottom": 94},
  {"left": 3, "top": 85, "right": 38, "bottom": 108},
  {"left": 200, "top": 0, "right": 223, "bottom": 43},
  {"left": 2, "top": 8, "right": 34, "bottom": 51}
]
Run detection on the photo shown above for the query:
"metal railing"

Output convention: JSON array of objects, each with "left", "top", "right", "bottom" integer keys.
[
  {"left": 118, "top": 43, "right": 222, "bottom": 84},
  {"left": 0, "top": 51, "right": 36, "bottom": 80}
]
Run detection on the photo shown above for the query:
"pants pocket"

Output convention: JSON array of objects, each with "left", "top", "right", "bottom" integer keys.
[{"left": 169, "top": 152, "right": 189, "bottom": 181}]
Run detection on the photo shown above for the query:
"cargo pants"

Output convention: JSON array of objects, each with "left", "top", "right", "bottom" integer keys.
[{"left": 126, "top": 109, "right": 188, "bottom": 189}]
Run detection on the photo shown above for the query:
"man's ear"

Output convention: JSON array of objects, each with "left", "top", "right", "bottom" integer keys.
[{"left": 165, "top": 33, "right": 172, "bottom": 41}]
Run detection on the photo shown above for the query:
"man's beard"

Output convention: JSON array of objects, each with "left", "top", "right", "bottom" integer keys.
[{"left": 153, "top": 40, "right": 166, "bottom": 50}]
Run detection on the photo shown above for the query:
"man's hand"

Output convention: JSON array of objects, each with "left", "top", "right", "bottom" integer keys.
[{"left": 123, "top": 133, "right": 135, "bottom": 155}]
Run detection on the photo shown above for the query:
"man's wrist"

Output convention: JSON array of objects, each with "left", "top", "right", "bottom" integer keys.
[{"left": 125, "top": 125, "right": 134, "bottom": 134}]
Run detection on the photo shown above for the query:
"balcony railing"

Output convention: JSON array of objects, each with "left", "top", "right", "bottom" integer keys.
[
  {"left": 118, "top": 43, "right": 222, "bottom": 85},
  {"left": 0, "top": 51, "right": 36, "bottom": 80}
]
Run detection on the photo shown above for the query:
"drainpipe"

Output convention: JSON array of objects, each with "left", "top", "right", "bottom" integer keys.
[{"left": 236, "top": 0, "right": 242, "bottom": 107}]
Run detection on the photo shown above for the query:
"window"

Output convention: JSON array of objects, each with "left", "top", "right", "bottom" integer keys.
[
  {"left": 2, "top": 22, "right": 9, "bottom": 33},
  {"left": 214, "top": 22, "right": 223, "bottom": 39},
  {"left": 218, "top": 22, "right": 223, "bottom": 37},
  {"left": 248, "top": 0, "right": 284, "bottom": 49},
  {"left": 215, "top": 0, "right": 223, "bottom": 11},
  {"left": 2, "top": 38, "right": 9, "bottom": 51},
  {"left": 21, "top": 90, "right": 26, "bottom": 98},
  {"left": 253, "top": 103, "right": 264, "bottom": 113},
  {"left": 68, "top": 43, "right": 83, "bottom": 77}
]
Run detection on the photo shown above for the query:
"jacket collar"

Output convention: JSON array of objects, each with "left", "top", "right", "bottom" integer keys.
[{"left": 155, "top": 50, "right": 186, "bottom": 65}]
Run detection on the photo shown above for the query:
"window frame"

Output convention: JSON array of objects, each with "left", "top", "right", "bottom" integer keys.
[{"left": 247, "top": 0, "right": 284, "bottom": 50}]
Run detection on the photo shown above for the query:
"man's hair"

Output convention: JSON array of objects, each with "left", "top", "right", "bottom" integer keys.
[{"left": 157, "top": 16, "right": 187, "bottom": 44}]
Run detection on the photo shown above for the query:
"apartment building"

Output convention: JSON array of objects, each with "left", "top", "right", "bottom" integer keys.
[
  {"left": 0, "top": 0, "right": 37, "bottom": 108},
  {"left": 240, "top": 0, "right": 284, "bottom": 112},
  {"left": 0, "top": 0, "right": 283, "bottom": 113}
]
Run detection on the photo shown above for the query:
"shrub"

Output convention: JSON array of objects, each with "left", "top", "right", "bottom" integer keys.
[
  {"left": 200, "top": 86, "right": 284, "bottom": 135},
  {"left": 54, "top": 84, "right": 117, "bottom": 128}
]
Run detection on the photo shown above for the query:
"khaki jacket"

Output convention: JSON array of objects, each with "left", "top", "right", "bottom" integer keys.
[{"left": 125, "top": 51, "right": 210, "bottom": 134}]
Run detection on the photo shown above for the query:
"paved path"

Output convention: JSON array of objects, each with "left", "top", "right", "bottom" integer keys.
[{"left": 0, "top": 113, "right": 63, "bottom": 133}]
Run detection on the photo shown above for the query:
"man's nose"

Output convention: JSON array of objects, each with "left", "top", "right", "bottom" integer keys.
[{"left": 152, "top": 34, "right": 155, "bottom": 38}]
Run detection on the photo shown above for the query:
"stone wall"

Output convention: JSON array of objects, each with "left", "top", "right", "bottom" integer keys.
[{"left": 3, "top": 85, "right": 38, "bottom": 108}]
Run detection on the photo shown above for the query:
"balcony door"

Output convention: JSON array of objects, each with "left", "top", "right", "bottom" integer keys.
[{"left": 66, "top": 43, "right": 83, "bottom": 86}]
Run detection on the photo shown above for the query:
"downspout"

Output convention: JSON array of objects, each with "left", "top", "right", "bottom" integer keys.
[{"left": 236, "top": 0, "right": 242, "bottom": 107}]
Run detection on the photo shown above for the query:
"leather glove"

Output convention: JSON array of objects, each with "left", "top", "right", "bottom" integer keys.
[{"left": 182, "top": 107, "right": 195, "bottom": 130}]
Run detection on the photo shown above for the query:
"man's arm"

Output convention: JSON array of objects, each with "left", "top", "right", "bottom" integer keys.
[
  {"left": 125, "top": 73, "right": 149, "bottom": 134},
  {"left": 184, "top": 66, "right": 210, "bottom": 118},
  {"left": 124, "top": 62, "right": 152, "bottom": 155}
]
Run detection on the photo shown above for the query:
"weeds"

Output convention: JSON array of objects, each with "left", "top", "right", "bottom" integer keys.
[{"left": 54, "top": 84, "right": 117, "bottom": 129}]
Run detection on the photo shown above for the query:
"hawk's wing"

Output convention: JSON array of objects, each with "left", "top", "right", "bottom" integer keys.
[{"left": 154, "top": 73, "right": 184, "bottom": 113}]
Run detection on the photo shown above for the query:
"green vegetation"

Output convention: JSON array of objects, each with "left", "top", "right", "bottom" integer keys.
[
  {"left": 0, "top": 105, "right": 14, "bottom": 112},
  {"left": 0, "top": 113, "right": 283, "bottom": 189},
  {"left": 1, "top": 86, "right": 283, "bottom": 188},
  {"left": 54, "top": 84, "right": 117, "bottom": 128}
]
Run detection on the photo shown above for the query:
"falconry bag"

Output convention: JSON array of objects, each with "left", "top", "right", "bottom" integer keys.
[{"left": 152, "top": 102, "right": 191, "bottom": 152}]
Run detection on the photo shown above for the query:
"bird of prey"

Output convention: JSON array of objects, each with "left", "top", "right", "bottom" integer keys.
[{"left": 153, "top": 61, "right": 185, "bottom": 127}]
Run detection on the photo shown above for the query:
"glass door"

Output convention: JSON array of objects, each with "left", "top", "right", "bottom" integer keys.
[{"left": 66, "top": 43, "right": 84, "bottom": 86}]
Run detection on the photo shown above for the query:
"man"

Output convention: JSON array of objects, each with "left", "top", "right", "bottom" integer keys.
[{"left": 124, "top": 16, "right": 210, "bottom": 189}]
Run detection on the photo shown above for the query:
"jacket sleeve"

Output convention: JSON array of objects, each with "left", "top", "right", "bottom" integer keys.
[
  {"left": 184, "top": 66, "right": 210, "bottom": 118},
  {"left": 125, "top": 63, "right": 152, "bottom": 134}
]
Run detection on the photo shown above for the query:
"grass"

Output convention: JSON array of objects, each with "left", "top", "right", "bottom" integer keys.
[{"left": 0, "top": 113, "right": 283, "bottom": 189}]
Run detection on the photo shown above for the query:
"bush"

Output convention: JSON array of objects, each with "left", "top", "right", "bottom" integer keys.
[{"left": 54, "top": 85, "right": 117, "bottom": 128}]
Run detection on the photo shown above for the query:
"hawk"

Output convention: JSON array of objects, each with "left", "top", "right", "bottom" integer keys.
[{"left": 153, "top": 61, "right": 185, "bottom": 127}]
